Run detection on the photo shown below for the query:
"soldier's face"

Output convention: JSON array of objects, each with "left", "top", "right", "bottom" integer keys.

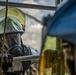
[
  {"left": 62, "top": 42, "right": 75, "bottom": 75},
  {"left": 62, "top": 42, "right": 73, "bottom": 60},
  {"left": 0, "top": 34, "right": 21, "bottom": 52}
]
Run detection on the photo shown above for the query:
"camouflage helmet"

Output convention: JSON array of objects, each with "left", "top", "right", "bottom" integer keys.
[
  {"left": 0, "top": 7, "right": 25, "bottom": 35},
  {"left": 0, "top": 17, "right": 24, "bottom": 35}
]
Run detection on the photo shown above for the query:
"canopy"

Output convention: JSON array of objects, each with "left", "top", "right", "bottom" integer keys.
[{"left": 46, "top": 0, "right": 76, "bottom": 45}]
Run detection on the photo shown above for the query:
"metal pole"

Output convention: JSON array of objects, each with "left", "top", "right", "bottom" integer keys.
[
  {"left": 0, "top": 54, "right": 40, "bottom": 61},
  {"left": 56, "top": 38, "right": 65, "bottom": 75},
  {"left": 55, "top": 0, "right": 65, "bottom": 75},
  {"left": 0, "top": 1, "right": 56, "bottom": 10},
  {"left": 13, "top": 55, "right": 40, "bottom": 61}
]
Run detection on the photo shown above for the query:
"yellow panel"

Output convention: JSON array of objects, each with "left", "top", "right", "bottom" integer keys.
[{"left": 39, "top": 36, "right": 56, "bottom": 75}]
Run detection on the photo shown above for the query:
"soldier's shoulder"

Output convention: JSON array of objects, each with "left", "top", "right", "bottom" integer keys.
[{"left": 23, "top": 45, "right": 40, "bottom": 55}]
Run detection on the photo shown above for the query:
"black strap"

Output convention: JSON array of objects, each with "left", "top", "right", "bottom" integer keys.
[
  {"left": 67, "top": 59, "right": 75, "bottom": 75},
  {"left": 21, "top": 38, "right": 25, "bottom": 55}
]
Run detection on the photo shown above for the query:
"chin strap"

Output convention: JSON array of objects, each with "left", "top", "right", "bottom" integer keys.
[{"left": 0, "top": 0, "right": 8, "bottom": 74}]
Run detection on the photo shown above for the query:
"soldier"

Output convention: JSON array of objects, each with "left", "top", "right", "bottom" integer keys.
[
  {"left": 0, "top": 17, "right": 39, "bottom": 75},
  {"left": 62, "top": 41, "right": 75, "bottom": 75}
]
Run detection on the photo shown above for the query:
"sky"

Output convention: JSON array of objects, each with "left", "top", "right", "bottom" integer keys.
[
  {"left": 0, "top": 0, "right": 55, "bottom": 6},
  {"left": 0, "top": 0, "right": 68, "bottom": 50},
  {"left": 0, "top": 0, "right": 55, "bottom": 17},
  {"left": 0, "top": 0, "right": 56, "bottom": 50},
  {"left": 0, "top": 0, "right": 56, "bottom": 23}
]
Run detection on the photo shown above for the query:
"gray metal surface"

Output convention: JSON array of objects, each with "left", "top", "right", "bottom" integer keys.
[
  {"left": 0, "top": 54, "right": 40, "bottom": 61},
  {"left": 13, "top": 55, "right": 40, "bottom": 61}
]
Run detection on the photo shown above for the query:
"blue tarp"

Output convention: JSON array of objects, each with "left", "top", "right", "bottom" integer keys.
[{"left": 47, "top": 0, "right": 76, "bottom": 44}]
